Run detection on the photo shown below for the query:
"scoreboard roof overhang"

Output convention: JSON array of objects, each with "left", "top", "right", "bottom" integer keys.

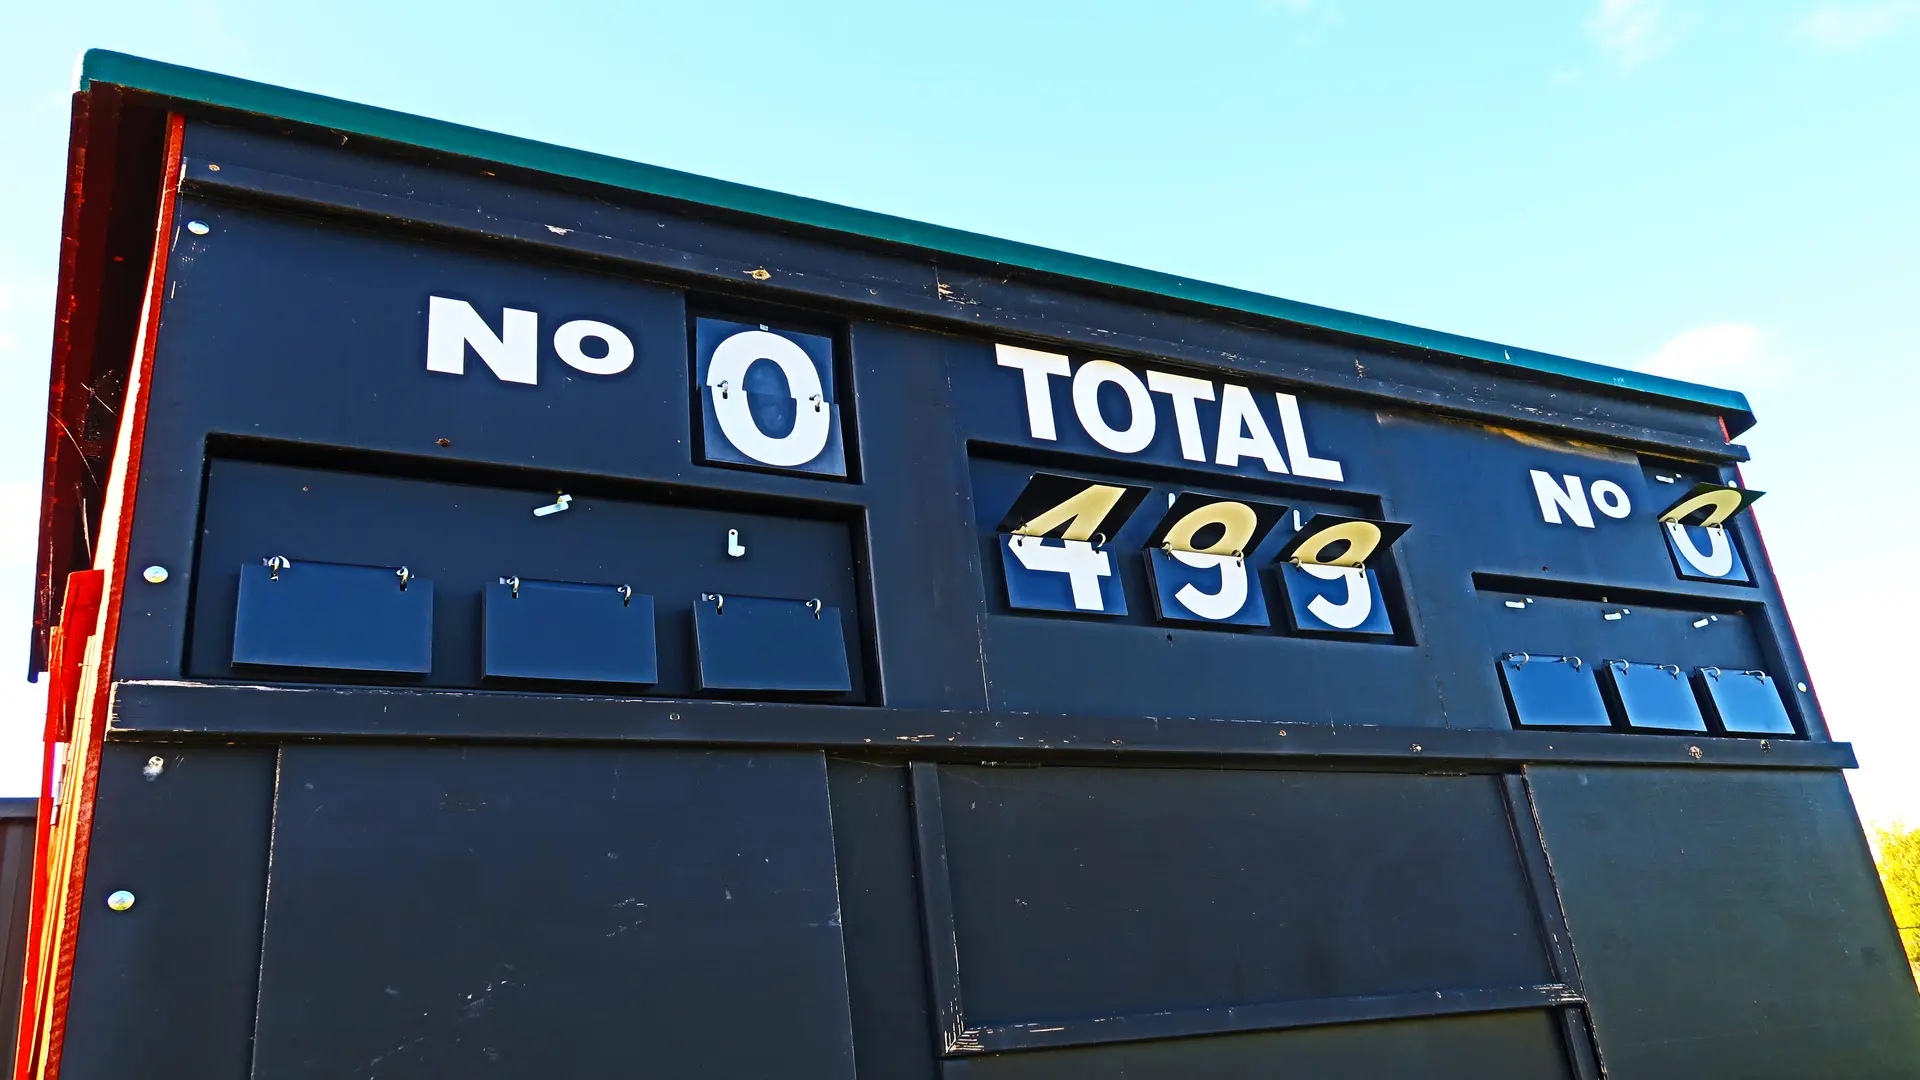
[
  {"left": 30, "top": 48, "right": 1757, "bottom": 675},
  {"left": 72, "top": 49, "right": 1756, "bottom": 430}
]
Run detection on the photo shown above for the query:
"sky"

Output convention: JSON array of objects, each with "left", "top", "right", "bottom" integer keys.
[{"left": 0, "top": 1, "right": 1915, "bottom": 820}]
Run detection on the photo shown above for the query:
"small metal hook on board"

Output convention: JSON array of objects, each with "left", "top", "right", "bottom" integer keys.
[
  {"left": 264, "top": 555, "right": 290, "bottom": 580},
  {"left": 617, "top": 584, "right": 633, "bottom": 607},
  {"left": 395, "top": 566, "right": 413, "bottom": 592},
  {"left": 703, "top": 592, "right": 724, "bottom": 614},
  {"left": 806, "top": 598, "right": 823, "bottom": 619}
]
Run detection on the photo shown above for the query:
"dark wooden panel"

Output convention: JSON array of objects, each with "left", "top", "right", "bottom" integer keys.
[
  {"left": 942, "top": 1009, "right": 1577, "bottom": 1080},
  {"left": 58, "top": 744, "right": 275, "bottom": 1080},
  {"left": 826, "top": 758, "right": 941, "bottom": 1080},
  {"left": 1527, "top": 766, "right": 1920, "bottom": 1079},
  {"left": 927, "top": 765, "right": 1553, "bottom": 1031},
  {"left": 250, "top": 744, "right": 856, "bottom": 1080}
]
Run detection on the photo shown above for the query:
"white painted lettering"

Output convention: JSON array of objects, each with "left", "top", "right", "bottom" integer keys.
[
  {"left": 1531, "top": 470, "right": 1594, "bottom": 528},
  {"left": 1072, "top": 360, "right": 1156, "bottom": 454},
  {"left": 1214, "top": 384, "right": 1288, "bottom": 473},
  {"left": 995, "top": 344, "right": 1072, "bottom": 440},
  {"left": 1590, "top": 479, "right": 1632, "bottom": 519},
  {"left": 1275, "top": 392, "right": 1344, "bottom": 482},
  {"left": 554, "top": 319, "right": 634, "bottom": 375},
  {"left": 426, "top": 296, "right": 538, "bottom": 384},
  {"left": 1145, "top": 370, "right": 1215, "bottom": 462}
]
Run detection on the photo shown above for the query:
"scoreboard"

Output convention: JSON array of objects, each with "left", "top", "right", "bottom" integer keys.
[{"left": 17, "top": 50, "right": 1920, "bottom": 1080}]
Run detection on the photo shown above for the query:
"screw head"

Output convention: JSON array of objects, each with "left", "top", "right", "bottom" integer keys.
[
  {"left": 185, "top": 220, "right": 210, "bottom": 236},
  {"left": 142, "top": 565, "right": 169, "bottom": 584},
  {"left": 1797, "top": 681, "right": 1809, "bottom": 693},
  {"left": 106, "top": 890, "right": 136, "bottom": 912}
]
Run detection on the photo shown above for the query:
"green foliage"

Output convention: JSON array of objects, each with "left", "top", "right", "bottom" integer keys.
[{"left": 1875, "top": 821, "right": 1920, "bottom": 973}]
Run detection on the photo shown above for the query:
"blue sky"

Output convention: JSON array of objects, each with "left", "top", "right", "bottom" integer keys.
[{"left": 1, "top": 1, "right": 1915, "bottom": 818}]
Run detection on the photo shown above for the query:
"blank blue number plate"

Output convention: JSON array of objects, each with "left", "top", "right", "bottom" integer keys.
[
  {"left": 483, "top": 579, "right": 657, "bottom": 685},
  {"left": 1601, "top": 660, "right": 1707, "bottom": 732},
  {"left": 1696, "top": 668, "right": 1795, "bottom": 736},
  {"left": 1498, "top": 654, "right": 1611, "bottom": 729},
  {"left": 233, "top": 560, "right": 432, "bottom": 673},
  {"left": 693, "top": 595, "right": 852, "bottom": 694}
]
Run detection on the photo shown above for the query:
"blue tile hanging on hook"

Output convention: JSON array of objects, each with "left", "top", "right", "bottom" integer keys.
[
  {"left": 693, "top": 594, "right": 852, "bottom": 694},
  {"left": 232, "top": 558, "right": 432, "bottom": 673},
  {"left": 483, "top": 577, "right": 657, "bottom": 684}
]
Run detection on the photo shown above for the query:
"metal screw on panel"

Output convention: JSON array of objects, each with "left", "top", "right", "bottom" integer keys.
[
  {"left": 186, "top": 220, "right": 210, "bottom": 236},
  {"left": 1797, "top": 682, "right": 1809, "bottom": 692},
  {"left": 106, "top": 891, "right": 136, "bottom": 912},
  {"left": 142, "top": 565, "right": 169, "bottom": 584},
  {"left": 143, "top": 756, "right": 165, "bottom": 780}
]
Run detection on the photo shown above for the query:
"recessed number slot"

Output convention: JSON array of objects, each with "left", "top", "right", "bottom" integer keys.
[
  {"left": 233, "top": 559, "right": 432, "bottom": 673},
  {"left": 483, "top": 578, "right": 657, "bottom": 685},
  {"left": 1600, "top": 660, "right": 1707, "bottom": 733},
  {"left": 1497, "top": 653, "right": 1611, "bottom": 729},
  {"left": 1696, "top": 667, "right": 1795, "bottom": 736},
  {"left": 694, "top": 594, "right": 852, "bottom": 694}
]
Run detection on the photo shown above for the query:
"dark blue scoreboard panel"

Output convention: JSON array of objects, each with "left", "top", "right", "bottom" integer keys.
[{"left": 60, "top": 108, "right": 1919, "bottom": 1080}]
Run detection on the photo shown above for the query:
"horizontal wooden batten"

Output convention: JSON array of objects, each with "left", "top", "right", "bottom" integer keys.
[
  {"left": 950, "top": 984, "right": 1586, "bottom": 1056},
  {"left": 107, "top": 680, "right": 1855, "bottom": 770}
]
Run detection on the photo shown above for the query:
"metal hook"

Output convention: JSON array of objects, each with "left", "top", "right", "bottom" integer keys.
[
  {"left": 1702, "top": 666, "right": 1723, "bottom": 681},
  {"left": 1659, "top": 664, "right": 1682, "bottom": 677},
  {"left": 505, "top": 575, "right": 520, "bottom": 599},
  {"left": 809, "top": 393, "right": 824, "bottom": 413},
  {"left": 806, "top": 598, "right": 823, "bottom": 619},
  {"left": 396, "top": 566, "right": 413, "bottom": 592},
  {"left": 703, "top": 592, "right": 724, "bottom": 614},
  {"left": 1090, "top": 532, "right": 1107, "bottom": 550},
  {"left": 617, "top": 584, "right": 633, "bottom": 607},
  {"left": 717, "top": 380, "right": 730, "bottom": 399},
  {"left": 264, "top": 555, "right": 290, "bottom": 580},
  {"left": 1503, "top": 652, "right": 1531, "bottom": 668}
]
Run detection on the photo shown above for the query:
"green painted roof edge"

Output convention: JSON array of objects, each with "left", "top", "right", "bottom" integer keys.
[{"left": 79, "top": 48, "right": 1753, "bottom": 432}]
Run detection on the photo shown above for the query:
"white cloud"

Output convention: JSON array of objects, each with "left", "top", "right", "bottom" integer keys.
[
  {"left": 1797, "top": 1, "right": 1920, "bottom": 50},
  {"left": 1586, "top": 0, "right": 1671, "bottom": 67},
  {"left": 1635, "top": 323, "right": 1779, "bottom": 387}
]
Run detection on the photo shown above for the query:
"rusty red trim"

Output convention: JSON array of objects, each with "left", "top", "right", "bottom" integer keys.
[
  {"left": 13, "top": 564, "right": 106, "bottom": 1074},
  {"left": 31, "top": 89, "right": 121, "bottom": 681},
  {"left": 30, "top": 111, "right": 183, "bottom": 1080}
]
